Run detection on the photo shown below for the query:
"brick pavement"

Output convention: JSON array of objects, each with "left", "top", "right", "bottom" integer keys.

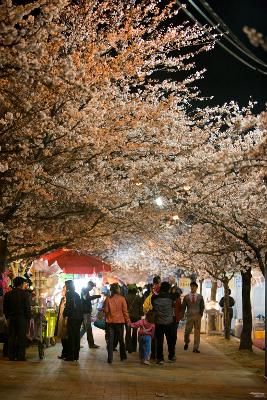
[{"left": 0, "top": 327, "right": 266, "bottom": 400}]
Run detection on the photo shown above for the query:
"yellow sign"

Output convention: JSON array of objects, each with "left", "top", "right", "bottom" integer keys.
[{"left": 179, "top": 278, "right": 191, "bottom": 288}]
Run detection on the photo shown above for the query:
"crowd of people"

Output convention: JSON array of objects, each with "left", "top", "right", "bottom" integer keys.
[
  {"left": 0, "top": 275, "right": 206, "bottom": 364},
  {"left": 55, "top": 276, "right": 205, "bottom": 364}
]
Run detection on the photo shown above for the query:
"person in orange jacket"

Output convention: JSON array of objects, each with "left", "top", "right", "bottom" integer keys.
[{"left": 104, "top": 283, "right": 130, "bottom": 364}]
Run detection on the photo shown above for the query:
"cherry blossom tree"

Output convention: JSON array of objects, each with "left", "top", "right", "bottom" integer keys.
[
  {"left": 0, "top": 0, "right": 266, "bottom": 324},
  {"left": 0, "top": 0, "right": 216, "bottom": 269}
]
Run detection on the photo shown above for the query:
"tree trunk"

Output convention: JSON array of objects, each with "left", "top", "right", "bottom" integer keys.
[
  {"left": 208, "top": 280, "right": 217, "bottom": 331},
  {"left": 0, "top": 236, "right": 8, "bottom": 273},
  {"left": 239, "top": 268, "right": 253, "bottom": 351},
  {"left": 223, "top": 279, "right": 231, "bottom": 340}
]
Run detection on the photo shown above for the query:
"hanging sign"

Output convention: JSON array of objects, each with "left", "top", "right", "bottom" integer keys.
[{"left": 179, "top": 277, "right": 191, "bottom": 289}]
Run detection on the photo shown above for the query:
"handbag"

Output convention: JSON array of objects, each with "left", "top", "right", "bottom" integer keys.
[
  {"left": 93, "top": 308, "right": 106, "bottom": 330},
  {"left": 93, "top": 319, "right": 106, "bottom": 330}
]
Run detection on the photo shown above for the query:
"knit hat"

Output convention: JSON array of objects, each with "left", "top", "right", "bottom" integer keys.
[{"left": 127, "top": 284, "right": 138, "bottom": 292}]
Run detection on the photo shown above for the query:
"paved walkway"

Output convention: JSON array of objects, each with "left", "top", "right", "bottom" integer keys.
[{"left": 0, "top": 328, "right": 266, "bottom": 400}]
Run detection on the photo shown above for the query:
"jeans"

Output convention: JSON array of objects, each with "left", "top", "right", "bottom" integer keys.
[
  {"left": 155, "top": 323, "right": 176, "bottom": 361},
  {"left": 80, "top": 313, "right": 95, "bottom": 346},
  {"left": 106, "top": 323, "right": 126, "bottom": 363},
  {"left": 139, "top": 335, "right": 151, "bottom": 361}
]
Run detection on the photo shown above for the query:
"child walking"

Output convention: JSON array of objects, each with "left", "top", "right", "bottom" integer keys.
[{"left": 129, "top": 311, "right": 155, "bottom": 365}]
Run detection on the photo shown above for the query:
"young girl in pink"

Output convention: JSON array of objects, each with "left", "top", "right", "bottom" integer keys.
[{"left": 129, "top": 311, "right": 155, "bottom": 365}]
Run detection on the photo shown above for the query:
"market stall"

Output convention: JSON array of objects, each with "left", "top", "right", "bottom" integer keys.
[
  {"left": 41, "top": 248, "right": 112, "bottom": 301},
  {"left": 41, "top": 248, "right": 112, "bottom": 275},
  {"left": 2, "top": 260, "right": 62, "bottom": 358},
  {"left": 40, "top": 249, "right": 114, "bottom": 329},
  {"left": 29, "top": 260, "right": 62, "bottom": 357}
]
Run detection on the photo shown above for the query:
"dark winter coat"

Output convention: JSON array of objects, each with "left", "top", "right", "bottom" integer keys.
[
  {"left": 3, "top": 288, "right": 31, "bottom": 320},
  {"left": 126, "top": 293, "right": 143, "bottom": 322},
  {"left": 151, "top": 292, "right": 174, "bottom": 325},
  {"left": 219, "top": 296, "right": 235, "bottom": 317},
  {"left": 63, "top": 291, "right": 83, "bottom": 321}
]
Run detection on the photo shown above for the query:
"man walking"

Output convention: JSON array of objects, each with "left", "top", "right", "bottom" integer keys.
[
  {"left": 125, "top": 284, "right": 143, "bottom": 353},
  {"left": 80, "top": 281, "right": 101, "bottom": 348},
  {"left": 152, "top": 281, "right": 176, "bottom": 364},
  {"left": 182, "top": 281, "right": 205, "bottom": 353},
  {"left": 3, "top": 277, "right": 31, "bottom": 361},
  {"left": 219, "top": 288, "right": 235, "bottom": 334}
]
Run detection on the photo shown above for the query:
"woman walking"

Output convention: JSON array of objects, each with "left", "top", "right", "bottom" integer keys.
[{"left": 104, "top": 283, "right": 130, "bottom": 364}]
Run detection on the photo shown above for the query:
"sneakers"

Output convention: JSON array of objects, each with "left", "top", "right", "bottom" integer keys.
[
  {"left": 168, "top": 356, "right": 176, "bottom": 363},
  {"left": 89, "top": 344, "right": 100, "bottom": 349},
  {"left": 193, "top": 349, "right": 200, "bottom": 353},
  {"left": 143, "top": 360, "right": 150, "bottom": 365},
  {"left": 156, "top": 360, "right": 164, "bottom": 365},
  {"left": 184, "top": 344, "right": 188, "bottom": 350}
]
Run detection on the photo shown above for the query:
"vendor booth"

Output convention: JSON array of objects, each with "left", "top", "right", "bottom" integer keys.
[
  {"left": 28, "top": 259, "right": 62, "bottom": 358},
  {"left": 41, "top": 248, "right": 113, "bottom": 325},
  {"left": 2, "top": 260, "right": 62, "bottom": 359},
  {"left": 41, "top": 249, "right": 112, "bottom": 275}
]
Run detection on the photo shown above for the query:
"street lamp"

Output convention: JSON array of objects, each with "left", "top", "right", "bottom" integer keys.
[{"left": 155, "top": 197, "right": 164, "bottom": 207}]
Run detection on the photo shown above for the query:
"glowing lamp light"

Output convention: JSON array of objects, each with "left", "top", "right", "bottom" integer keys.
[
  {"left": 155, "top": 197, "right": 163, "bottom": 206},
  {"left": 135, "top": 182, "right": 142, "bottom": 186},
  {"left": 172, "top": 215, "right": 179, "bottom": 221}
]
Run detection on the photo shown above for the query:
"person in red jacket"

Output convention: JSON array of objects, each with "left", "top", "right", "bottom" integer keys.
[
  {"left": 171, "top": 286, "right": 183, "bottom": 350},
  {"left": 104, "top": 283, "right": 130, "bottom": 364},
  {"left": 129, "top": 311, "right": 155, "bottom": 365},
  {"left": 171, "top": 285, "right": 183, "bottom": 327}
]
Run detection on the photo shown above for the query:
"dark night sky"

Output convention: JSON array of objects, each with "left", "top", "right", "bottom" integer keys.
[{"left": 185, "top": 0, "right": 267, "bottom": 112}]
